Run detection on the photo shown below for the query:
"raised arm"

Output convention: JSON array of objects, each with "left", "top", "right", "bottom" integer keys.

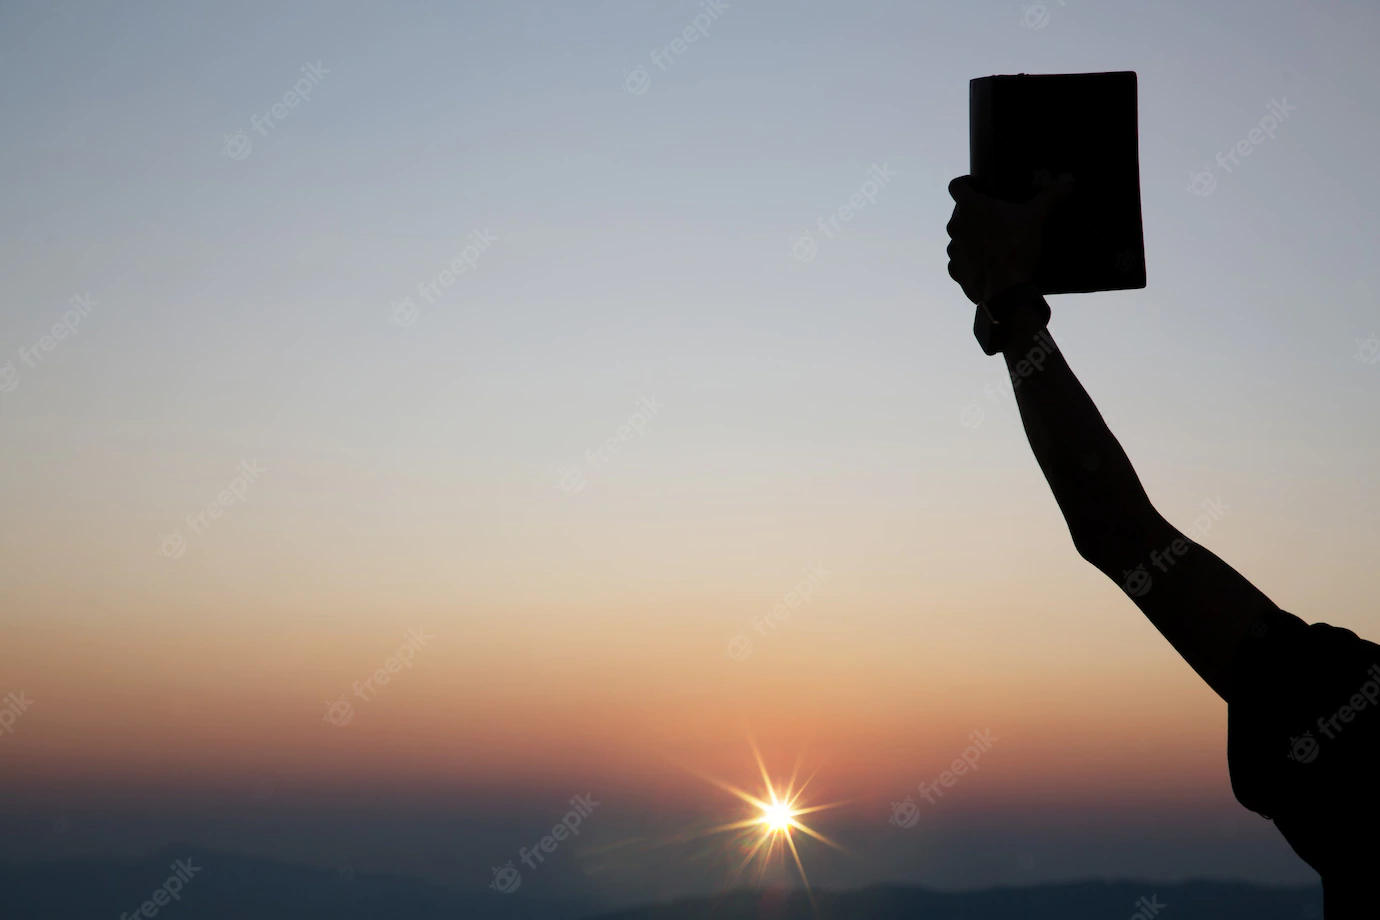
[{"left": 946, "top": 175, "right": 1277, "bottom": 700}]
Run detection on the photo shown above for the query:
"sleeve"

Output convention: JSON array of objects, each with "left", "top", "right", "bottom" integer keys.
[{"left": 1227, "top": 606, "right": 1380, "bottom": 877}]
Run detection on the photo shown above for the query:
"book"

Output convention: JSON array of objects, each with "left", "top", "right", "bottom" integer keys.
[{"left": 969, "top": 70, "right": 1146, "bottom": 293}]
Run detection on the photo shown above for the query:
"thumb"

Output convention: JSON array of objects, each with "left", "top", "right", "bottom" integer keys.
[{"left": 1031, "top": 173, "right": 1074, "bottom": 220}]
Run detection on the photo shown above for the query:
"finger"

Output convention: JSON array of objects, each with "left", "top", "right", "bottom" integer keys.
[
  {"left": 948, "top": 257, "right": 981, "bottom": 304},
  {"left": 946, "top": 201, "right": 969, "bottom": 238},
  {"left": 948, "top": 175, "right": 978, "bottom": 204}
]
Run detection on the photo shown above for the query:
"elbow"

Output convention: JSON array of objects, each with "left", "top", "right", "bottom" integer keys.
[
  {"left": 1070, "top": 527, "right": 1120, "bottom": 574},
  {"left": 1067, "top": 508, "right": 1165, "bottom": 577}
]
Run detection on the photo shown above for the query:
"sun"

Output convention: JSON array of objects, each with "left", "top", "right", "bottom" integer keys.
[
  {"left": 761, "top": 800, "right": 795, "bottom": 834},
  {"left": 681, "top": 740, "right": 847, "bottom": 900}
]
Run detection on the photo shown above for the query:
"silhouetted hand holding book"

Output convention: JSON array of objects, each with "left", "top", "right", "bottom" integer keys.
[{"left": 946, "top": 176, "right": 1380, "bottom": 920}]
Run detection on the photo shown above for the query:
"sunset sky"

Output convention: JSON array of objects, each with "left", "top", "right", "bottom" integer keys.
[{"left": 3, "top": 0, "right": 1380, "bottom": 909}]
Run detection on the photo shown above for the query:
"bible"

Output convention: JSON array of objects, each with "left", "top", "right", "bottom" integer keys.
[{"left": 969, "top": 70, "right": 1146, "bottom": 293}]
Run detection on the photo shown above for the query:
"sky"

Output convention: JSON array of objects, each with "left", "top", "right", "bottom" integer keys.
[{"left": 2, "top": 0, "right": 1379, "bottom": 910}]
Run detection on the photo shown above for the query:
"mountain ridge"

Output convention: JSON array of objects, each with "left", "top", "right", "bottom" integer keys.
[{"left": 0, "top": 844, "right": 1322, "bottom": 919}]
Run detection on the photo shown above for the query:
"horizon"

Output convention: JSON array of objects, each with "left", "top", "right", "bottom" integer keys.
[{"left": 0, "top": 845, "right": 1327, "bottom": 920}]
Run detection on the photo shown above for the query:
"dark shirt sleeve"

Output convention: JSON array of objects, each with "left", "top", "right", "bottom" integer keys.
[{"left": 1227, "top": 607, "right": 1380, "bottom": 904}]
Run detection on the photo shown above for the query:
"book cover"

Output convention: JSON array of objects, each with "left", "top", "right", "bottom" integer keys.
[{"left": 969, "top": 71, "right": 1146, "bottom": 294}]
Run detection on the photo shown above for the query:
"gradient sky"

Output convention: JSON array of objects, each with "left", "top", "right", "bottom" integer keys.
[{"left": 3, "top": 0, "right": 1379, "bottom": 909}]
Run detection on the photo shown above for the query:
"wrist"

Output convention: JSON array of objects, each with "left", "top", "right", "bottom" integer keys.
[
  {"left": 973, "top": 282, "right": 1050, "bottom": 356},
  {"left": 996, "top": 297, "right": 1050, "bottom": 350}
]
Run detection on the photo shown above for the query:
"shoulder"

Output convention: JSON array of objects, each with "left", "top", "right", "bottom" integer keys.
[{"left": 1227, "top": 608, "right": 1380, "bottom": 869}]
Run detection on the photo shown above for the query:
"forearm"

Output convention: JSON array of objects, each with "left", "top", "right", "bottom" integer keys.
[
  {"left": 998, "top": 308, "right": 1160, "bottom": 568},
  {"left": 997, "top": 308, "right": 1271, "bottom": 699}
]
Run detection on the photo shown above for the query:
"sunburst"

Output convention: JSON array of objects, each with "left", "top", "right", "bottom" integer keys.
[{"left": 686, "top": 740, "right": 847, "bottom": 899}]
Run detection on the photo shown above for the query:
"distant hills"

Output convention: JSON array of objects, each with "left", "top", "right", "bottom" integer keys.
[
  {"left": 0, "top": 845, "right": 1322, "bottom": 919},
  {"left": 0, "top": 846, "right": 585, "bottom": 920},
  {"left": 588, "top": 881, "right": 1324, "bottom": 920}
]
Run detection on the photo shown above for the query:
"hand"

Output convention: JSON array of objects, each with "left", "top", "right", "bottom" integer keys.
[{"left": 945, "top": 174, "right": 1073, "bottom": 305}]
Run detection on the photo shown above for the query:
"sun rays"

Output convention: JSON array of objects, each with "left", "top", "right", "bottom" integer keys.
[{"left": 682, "top": 739, "right": 847, "bottom": 899}]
